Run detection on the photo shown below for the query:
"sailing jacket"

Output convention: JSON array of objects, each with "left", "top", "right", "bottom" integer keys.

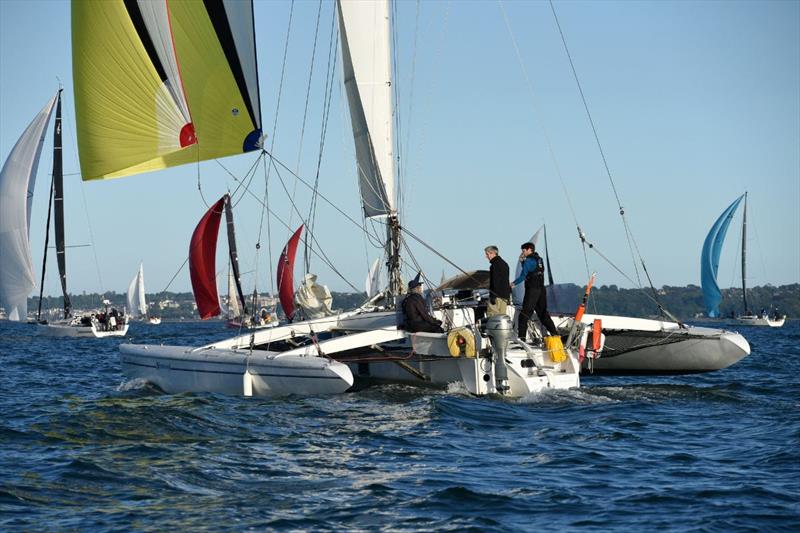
[
  {"left": 402, "top": 292, "right": 440, "bottom": 327},
  {"left": 489, "top": 255, "right": 511, "bottom": 301},
  {"left": 513, "top": 253, "right": 545, "bottom": 289}
]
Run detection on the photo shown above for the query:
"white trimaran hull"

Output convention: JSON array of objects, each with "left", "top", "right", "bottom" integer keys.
[{"left": 121, "top": 307, "right": 581, "bottom": 398}]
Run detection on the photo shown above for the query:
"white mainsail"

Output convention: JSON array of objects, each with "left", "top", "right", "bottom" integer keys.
[
  {"left": 126, "top": 263, "right": 147, "bottom": 318},
  {"left": 337, "top": 0, "right": 395, "bottom": 218},
  {"left": 0, "top": 94, "right": 58, "bottom": 321}
]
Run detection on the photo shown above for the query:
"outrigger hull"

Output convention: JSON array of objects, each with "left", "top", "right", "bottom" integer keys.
[
  {"left": 555, "top": 314, "right": 751, "bottom": 375},
  {"left": 119, "top": 344, "right": 354, "bottom": 397}
]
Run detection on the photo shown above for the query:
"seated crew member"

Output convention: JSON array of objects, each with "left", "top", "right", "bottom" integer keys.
[{"left": 402, "top": 274, "right": 444, "bottom": 333}]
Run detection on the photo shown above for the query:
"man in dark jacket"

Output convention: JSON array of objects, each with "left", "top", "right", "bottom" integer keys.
[
  {"left": 402, "top": 275, "right": 444, "bottom": 333},
  {"left": 511, "top": 242, "right": 558, "bottom": 340},
  {"left": 484, "top": 245, "right": 510, "bottom": 317}
]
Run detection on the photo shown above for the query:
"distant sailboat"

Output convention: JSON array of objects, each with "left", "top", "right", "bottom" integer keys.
[
  {"left": 0, "top": 90, "right": 128, "bottom": 337},
  {"left": 701, "top": 193, "right": 785, "bottom": 327},
  {"left": 127, "top": 263, "right": 160, "bottom": 324}
]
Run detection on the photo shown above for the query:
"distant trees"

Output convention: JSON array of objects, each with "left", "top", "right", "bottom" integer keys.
[{"left": 26, "top": 283, "right": 798, "bottom": 321}]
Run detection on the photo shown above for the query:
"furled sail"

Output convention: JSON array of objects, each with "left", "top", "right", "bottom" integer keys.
[
  {"left": 0, "top": 94, "right": 57, "bottom": 321},
  {"left": 127, "top": 263, "right": 147, "bottom": 318},
  {"left": 189, "top": 196, "right": 226, "bottom": 319},
  {"left": 277, "top": 225, "right": 304, "bottom": 321},
  {"left": 337, "top": 0, "right": 395, "bottom": 218},
  {"left": 72, "top": 0, "right": 262, "bottom": 181},
  {"left": 295, "top": 273, "right": 334, "bottom": 319},
  {"left": 701, "top": 195, "right": 744, "bottom": 318}
]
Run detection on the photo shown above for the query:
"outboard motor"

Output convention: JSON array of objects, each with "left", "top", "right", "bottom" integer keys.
[{"left": 485, "top": 315, "right": 513, "bottom": 394}]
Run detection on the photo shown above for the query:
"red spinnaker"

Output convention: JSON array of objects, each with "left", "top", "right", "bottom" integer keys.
[
  {"left": 277, "top": 225, "right": 304, "bottom": 321},
  {"left": 189, "top": 196, "right": 226, "bottom": 319}
]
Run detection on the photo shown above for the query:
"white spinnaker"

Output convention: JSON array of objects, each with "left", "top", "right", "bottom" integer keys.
[
  {"left": 512, "top": 225, "right": 544, "bottom": 304},
  {"left": 227, "top": 268, "right": 241, "bottom": 318},
  {"left": 337, "top": 0, "right": 395, "bottom": 218},
  {"left": 127, "top": 263, "right": 147, "bottom": 317},
  {"left": 365, "top": 257, "right": 382, "bottom": 298},
  {"left": 0, "top": 94, "right": 58, "bottom": 321}
]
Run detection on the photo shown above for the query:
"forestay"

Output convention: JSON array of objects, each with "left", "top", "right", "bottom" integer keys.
[{"left": 0, "top": 94, "right": 57, "bottom": 321}]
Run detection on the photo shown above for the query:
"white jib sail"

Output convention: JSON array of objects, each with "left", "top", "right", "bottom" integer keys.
[
  {"left": 0, "top": 94, "right": 58, "bottom": 321},
  {"left": 337, "top": 0, "right": 395, "bottom": 218},
  {"left": 127, "top": 263, "right": 147, "bottom": 317},
  {"left": 227, "top": 268, "right": 241, "bottom": 318}
]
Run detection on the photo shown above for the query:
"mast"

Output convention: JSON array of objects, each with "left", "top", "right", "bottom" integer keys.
[
  {"left": 741, "top": 191, "right": 748, "bottom": 314},
  {"left": 52, "top": 90, "right": 71, "bottom": 318},
  {"left": 223, "top": 195, "right": 248, "bottom": 316},
  {"left": 387, "top": 215, "right": 402, "bottom": 297}
]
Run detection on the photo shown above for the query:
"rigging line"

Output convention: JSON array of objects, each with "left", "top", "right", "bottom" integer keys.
[
  {"left": 265, "top": 148, "right": 380, "bottom": 244},
  {"left": 78, "top": 175, "right": 104, "bottom": 295},
  {"left": 400, "top": 0, "right": 422, "bottom": 215},
  {"left": 306, "top": 10, "right": 339, "bottom": 270},
  {"left": 60, "top": 91, "right": 103, "bottom": 304},
  {"left": 289, "top": 0, "right": 324, "bottom": 230},
  {"left": 261, "top": 156, "right": 274, "bottom": 296},
  {"left": 391, "top": 0, "right": 403, "bottom": 213},
  {"left": 400, "top": 226, "right": 482, "bottom": 285},
  {"left": 403, "top": 0, "right": 450, "bottom": 219},
  {"left": 228, "top": 157, "right": 360, "bottom": 292},
  {"left": 160, "top": 256, "right": 189, "bottom": 294},
  {"left": 498, "top": 0, "right": 580, "bottom": 230},
  {"left": 270, "top": 155, "right": 383, "bottom": 268},
  {"left": 580, "top": 233, "right": 674, "bottom": 314},
  {"left": 548, "top": 0, "right": 644, "bottom": 288}
]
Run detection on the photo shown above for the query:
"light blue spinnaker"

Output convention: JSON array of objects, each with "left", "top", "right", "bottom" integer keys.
[{"left": 700, "top": 195, "right": 744, "bottom": 317}]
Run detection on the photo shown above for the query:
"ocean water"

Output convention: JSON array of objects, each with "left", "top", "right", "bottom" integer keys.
[{"left": 1, "top": 319, "right": 799, "bottom": 531}]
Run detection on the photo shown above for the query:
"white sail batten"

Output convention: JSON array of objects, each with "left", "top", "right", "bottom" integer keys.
[
  {"left": 337, "top": 0, "right": 395, "bottom": 218},
  {"left": 127, "top": 263, "right": 147, "bottom": 317},
  {"left": 0, "top": 94, "right": 58, "bottom": 321}
]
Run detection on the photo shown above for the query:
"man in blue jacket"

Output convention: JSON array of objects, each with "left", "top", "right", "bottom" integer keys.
[{"left": 511, "top": 242, "right": 558, "bottom": 341}]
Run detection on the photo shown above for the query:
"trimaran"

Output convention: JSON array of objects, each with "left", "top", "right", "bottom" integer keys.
[{"left": 60, "top": 0, "right": 749, "bottom": 395}]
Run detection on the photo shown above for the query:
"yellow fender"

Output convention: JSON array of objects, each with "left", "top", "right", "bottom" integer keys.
[
  {"left": 447, "top": 327, "right": 476, "bottom": 358},
  {"left": 544, "top": 335, "right": 567, "bottom": 363}
]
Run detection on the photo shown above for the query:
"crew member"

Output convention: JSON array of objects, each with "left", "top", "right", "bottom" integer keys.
[
  {"left": 511, "top": 242, "right": 558, "bottom": 340},
  {"left": 402, "top": 274, "right": 444, "bottom": 333},
  {"left": 484, "top": 245, "right": 510, "bottom": 317}
]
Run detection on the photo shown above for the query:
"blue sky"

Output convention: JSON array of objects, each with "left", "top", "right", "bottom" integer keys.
[{"left": 1, "top": 0, "right": 798, "bottom": 299}]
